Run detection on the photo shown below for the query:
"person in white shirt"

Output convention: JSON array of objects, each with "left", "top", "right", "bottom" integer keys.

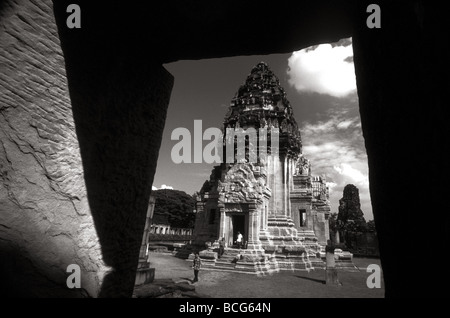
[{"left": 236, "top": 231, "right": 243, "bottom": 249}]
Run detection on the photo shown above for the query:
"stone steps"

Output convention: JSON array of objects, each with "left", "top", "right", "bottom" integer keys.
[
  {"left": 217, "top": 257, "right": 238, "bottom": 263},
  {"left": 215, "top": 261, "right": 236, "bottom": 268},
  {"left": 201, "top": 267, "right": 260, "bottom": 275},
  {"left": 194, "top": 246, "right": 325, "bottom": 275}
]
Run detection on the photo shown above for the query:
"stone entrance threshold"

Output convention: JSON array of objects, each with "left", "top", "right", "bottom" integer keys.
[
  {"left": 190, "top": 247, "right": 318, "bottom": 276},
  {"left": 185, "top": 246, "right": 358, "bottom": 275}
]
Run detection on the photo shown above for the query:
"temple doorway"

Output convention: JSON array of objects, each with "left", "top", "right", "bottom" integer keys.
[{"left": 227, "top": 214, "right": 248, "bottom": 248}]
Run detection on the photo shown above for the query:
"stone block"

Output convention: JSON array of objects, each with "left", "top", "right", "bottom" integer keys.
[
  {"left": 199, "top": 250, "right": 217, "bottom": 259},
  {"left": 134, "top": 282, "right": 174, "bottom": 298},
  {"left": 285, "top": 255, "right": 304, "bottom": 260},
  {"left": 263, "top": 245, "right": 277, "bottom": 253},
  {"left": 149, "top": 245, "right": 168, "bottom": 253},
  {"left": 283, "top": 246, "right": 306, "bottom": 254},
  {"left": 241, "top": 255, "right": 260, "bottom": 262},
  {"left": 326, "top": 268, "right": 341, "bottom": 286},
  {"left": 135, "top": 268, "right": 155, "bottom": 286},
  {"left": 181, "top": 291, "right": 202, "bottom": 298},
  {"left": 175, "top": 282, "right": 195, "bottom": 292},
  {"left": 340, "top": 251, "right": 353, "bottom": 260}
]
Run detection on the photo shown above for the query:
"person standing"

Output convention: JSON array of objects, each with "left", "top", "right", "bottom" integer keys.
[
  {"left": 236, "top": 231, "right": 243, "bottom": 249},
  {"left": 192, "top": 252, "right": 202, "bottom": 283},
  {"left": 219, "top": 237, "right": 225, "bottom": 258}
]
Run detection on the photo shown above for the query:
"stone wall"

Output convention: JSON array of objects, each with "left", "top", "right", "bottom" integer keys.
[{"left": 0, "top": 0, "right": 108, "bottom": 297}]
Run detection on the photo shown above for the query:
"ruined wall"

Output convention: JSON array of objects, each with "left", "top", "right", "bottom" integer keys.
[{"left": 0, "top": 0, "right": 108, "bottom": 297}]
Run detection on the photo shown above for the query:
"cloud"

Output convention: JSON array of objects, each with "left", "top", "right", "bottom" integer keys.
[
  {"left": 301, "top": 108, "right": 373, "bottom": 220},
  {"left": 287, "top": 38, "right": 356, "bottom": 97},
  {"left": 152, "top": 184, "right": 174, "bottom": 190},
  {"left": 333, "top": 163, "right": 368, "bottom": 185}
]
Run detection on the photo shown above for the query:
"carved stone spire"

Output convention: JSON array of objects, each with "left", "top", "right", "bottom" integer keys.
[{"left": 223, "top": 62, "right": 302, "bottom": 158}]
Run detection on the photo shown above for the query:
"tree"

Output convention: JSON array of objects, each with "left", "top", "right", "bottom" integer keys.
[{"left": 152, "top": 189, "right": 196, "bottom": 228}]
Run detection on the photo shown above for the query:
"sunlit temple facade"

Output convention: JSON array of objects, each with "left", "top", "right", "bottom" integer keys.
[{"left": 193, "top": 62, "right": 331, "bottom": 272}]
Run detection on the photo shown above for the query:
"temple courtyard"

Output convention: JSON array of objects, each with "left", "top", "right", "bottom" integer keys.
[{"left": 134, "top": 253, "right": 384, "bottom": 298}]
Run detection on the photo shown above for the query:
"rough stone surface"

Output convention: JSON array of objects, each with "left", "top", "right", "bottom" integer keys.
[
  {"left": 0, "top": 0, "right": 108, "bottom": 297},
  {"left": 133, "top": 279, "right": 208, "bottom": 298},
  {"left": 283, "top": 246, "right": 306, "bottom": 254},
  {"left": 1, "top": 0, "right": 174, "bottom": 298}
]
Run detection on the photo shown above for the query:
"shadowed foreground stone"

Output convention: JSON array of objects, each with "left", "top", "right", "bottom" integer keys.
[
  {"left": 133, "top": 279, "right": 209, "bottom": 298},
  {"left": 1, "top": 0, "right": 174, "bottom": 298}
]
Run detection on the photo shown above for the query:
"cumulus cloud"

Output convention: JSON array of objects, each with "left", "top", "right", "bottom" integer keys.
[
  {"left": 287, "top": 38, "right": 356, "bottom": 97},
  {"left": 334, "top": 163, "right": 369, "bottom": 185},
  {"left": 152, "top": 184, "right": 174, "bottom": 190},
  {"left": 301, "top": 108, "right": 373, "bottom": 220}
]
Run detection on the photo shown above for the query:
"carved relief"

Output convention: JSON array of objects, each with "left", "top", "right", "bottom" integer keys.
[
  {"left": 294, "top": 155, "right": 311, "bottom": 176},
  {"left": 218, "top": 163, "right": 267, "bottom": 203}
]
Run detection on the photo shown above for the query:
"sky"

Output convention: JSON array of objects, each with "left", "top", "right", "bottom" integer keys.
[{"left": 154, "top": 37, "right": 373, "bottom": 220}]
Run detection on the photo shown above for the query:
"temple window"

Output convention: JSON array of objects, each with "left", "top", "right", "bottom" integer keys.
[{"left": 300, "top": 209, "right": 307, "bottom": 227}]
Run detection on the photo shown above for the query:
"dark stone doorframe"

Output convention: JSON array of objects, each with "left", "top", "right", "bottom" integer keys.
[
  {"left": 50, "top": 1, "right": 450, "bottom": 298},
  {"left": 226, "top": 213, "right": 249, "bottom": 248}
]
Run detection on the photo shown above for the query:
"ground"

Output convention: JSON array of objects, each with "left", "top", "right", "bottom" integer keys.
[{"left": 136, "top": 252, "right": 384, "bottom": 298}]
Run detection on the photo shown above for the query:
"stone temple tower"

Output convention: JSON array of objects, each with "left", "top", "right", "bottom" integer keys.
[{"left": 192, "top": 62, "right": 331, "bottom": 273}]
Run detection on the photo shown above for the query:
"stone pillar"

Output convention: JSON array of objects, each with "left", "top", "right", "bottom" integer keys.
[
  {"left": 260, "top": 205, "right": 265, "bottom": 231},
  {"left": 272, "top": 154, "right": 281, "bottom": 216},
  {"left": 194, "top": 202, "right": 205, "bottom": 234},
  {"left": 325, "top": 242, "right": 340, "bottom": 285},
  {"left": 267, "top": 155, "right": 275, "bottom": 217},
  {"left": 246, "top": 203, "right": 262, "bottom": 250},
  {"left": 287, "top": 158, "right": 293, "bottom": 219},
  {"left": 137, "top": 195, "right": 155, "bottom": 260},
  {"left": 335, "top": 230, "right": 341, "bottom": 244},
  {"left": 135, "top": 195, "right": 156, "bottom": 285},
  {"left": 53, "top": 21, "right": 174, "bottom": 297},
  {"left": 283, "top": 155, "right": 288, "bottom": 217},
  {"left": 218, "top": 203, "right": 226, "bottom": 240}
]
